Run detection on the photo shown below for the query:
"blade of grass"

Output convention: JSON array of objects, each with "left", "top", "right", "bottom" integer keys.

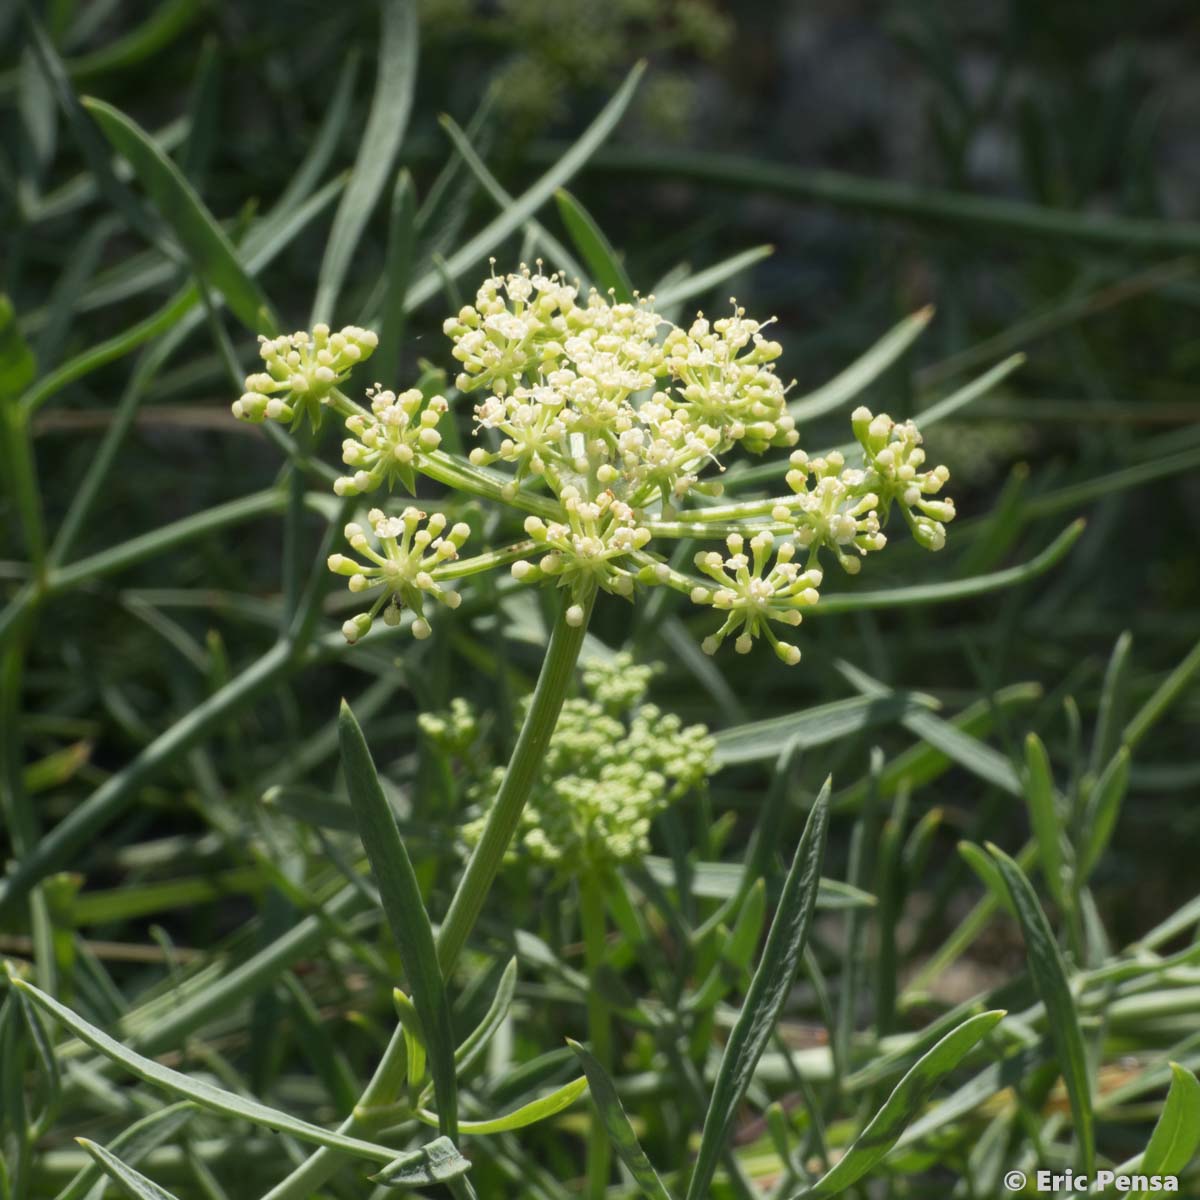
[
  {"left": 651, "top": 245, "right": 774, "bottom": 311},
  {"left": 12, "top": 980, "right": 405, "bottom": 1162},
  {"left": 338, "top": 699, "right": 457, "bottom": 1137},
  {"left": 988, "top": 844, "right": 1095, "bottom": 1175},
  {"left": 311, "top": 0, "right": 417, "bottom": 323},
  {"left": 789, "top": 306, "right": 932, "bottom": 423},
  {"left": 81, "top": 98, "right": 277, "bottom": 333},
  {"left": 685, "top": 781, "right": 830, "bottom": 1200},
  {"left": 554, "top": 189, "right": 634, "bottom": 300},
  {"left": 403, "top": 62, "right": 645, "bottom": 314},
  {"left": 568, "top": 1040, "right": 674, "bottom": 1200},
  {"left": 75, "top": 1139, "right": 182, "bottom": 1200},
  {"left": 790, "top": 1010, "right": 1006, "bottom": 1198},
  {"left": 1023, "top": 733, "right": 1068, "bottom": 908}
]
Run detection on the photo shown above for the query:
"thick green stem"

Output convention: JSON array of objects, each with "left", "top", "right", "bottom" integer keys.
[
  {"left": 259, "top": 1023, "right": 409, "bottom": 1200},
  {"left": 580, "top": 870, "right": 612, "bottom": 1200},
  {"left": 435, "top": 585, "right": 596, "bottom": 974}
]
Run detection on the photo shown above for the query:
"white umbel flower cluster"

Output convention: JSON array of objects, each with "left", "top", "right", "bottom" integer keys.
[
  {"left": 328, "top": 507, "right": 470, "bottom": 643},
  {"left": 232, "top": 325, "right": 378, "bottom": 429},
  {"left": 459, "top": 654, "right": 716, "bottom": 873},
  {"left": 230, "top": 266, "right": 957, "bottom": 657}
]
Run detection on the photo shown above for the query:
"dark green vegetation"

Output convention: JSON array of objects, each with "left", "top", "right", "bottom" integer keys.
[{"left": 2, "top": 2, "right": 1199, "bottom": 1197}]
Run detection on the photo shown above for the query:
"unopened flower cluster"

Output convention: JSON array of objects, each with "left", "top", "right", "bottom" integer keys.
[
  {"left": 450, "top": 655, "right": 715, "bottom": 873},
  {"left": 231, "top": 267, "right": 956, "bottom": 662}
]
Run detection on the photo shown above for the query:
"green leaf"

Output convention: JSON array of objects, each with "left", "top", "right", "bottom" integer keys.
[
  {"left": 554, "top": 189, "right": 634, "bottom": 301},
  {"left": 643, "top": 858, "right": 871, "bottom": 910},
  {"left": 957, "top": 841, "right": 1016, "bottom": 918},
  {"left": 54, "top": 1103, "right": 196, "bottom": 1200},
  {"left": 75, "top": 1140, "right": 182, "bottom": 1200},
  {"left": 1090, "top": 631, "right": 1132, "bottom": 776},
  {"left": 568, "top": 1040, "right": 674, "bottom": 1200},
  {"left": 11, "top": 979, "right": 399, "bottom": 1162},
  {"left": 0, "top": 294, "right": 36, "bottom": 402},
  {"left": 311, "top": 0, "right": 417, "bottom": 322},
  {"left": 1023, "top": 733, "right": 1067, "bottom": 907},
  {"left": 371, "top": 1137, "right": 472, "bottom": 1187},
  {"left": 652, "top": 244, "right": 774, "bottom": 311},
  {"left": 685, "top": 781, "right": 831, "bottom": 1200},
  {"left": 790, "top": 1010, "right": 1006, "bottom": 1198},
  {"left": 339, "top": 699, "right": 457, "bottom": 1137},
  {"left": 1081, "top": 746, "right": 1131, "bottom": 879},
  {"left": 838, "top": 661, "right": 1023, "bottom": 796},
  {"left": 416, "top": 1076, "right": 589, "bottom": 1135},
  {"left": 987, "top": 844, "right": 1095, "bottom": 1175},
  {"left": 1142, "top": 1062, "right": 1200, "bottom": 1175},
  {"left": 812, "top": 520, "right": 1085, "bottom": 616},
  {"left": 455, "top": 957, "right": 517, "bottom": 1077},
  {"left": 404, "top": 62, "right": 645, "bottom": 313},
  {"left": 80, "top": 97, "right": 277, "bottom": 334},
  {"left": 1123, "top": 633, "right": 1200, "bottom": 751},
  {"left": 789, "top": 306, "right": 932, "bottom": 422},
  {"left": 713, "top": 692, "right": 936, "bottom": 765}
]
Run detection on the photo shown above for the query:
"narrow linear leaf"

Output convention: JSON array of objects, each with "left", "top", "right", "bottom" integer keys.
[
  {"left": 416, "top": 1076, "right": 588, "bottom": 1135},
  {"left": 988, "top": 844, "right": 1095, "bottom": 1175},
  {"left": 339, "top": 699, "right": 457, "bottom": 1137},
  {"left": 371, "top": 1136, "right": 471, "bottom": 1188},
  {"left": 12, "top": 980, "right": 398, "bottom": 1162},
  {"left": 312, "top": 0, "right": 417, "bottom": 322},
  {"left": 568, "top": 1040, "right": 674, "bottom": 1200},
  {"left": 1142, "top": 1062, "right": 1200, "bottom": 1175},
  {"left": 75, "top": 1140, "right": 181, "bottom": 1200},
  {"left": 790, "top": 1010, "right": 1006, "bottom": 1198},
  {"left": 789, "top": 306, "right": 932, "bottom": 422},
  {"left": 957, "top": 841, "right": 1016, "bottom": 918},
  {"left": 652, "top": 244, "right": 774, "bottom": 311},
  {"left": 404, "top": 62, "right": 645, "bottom": 313},
  {"left": 714, "top": 691, "right": 936, "bottom": 765},
  {"left": 685, "top": 781, "right": 831, "bottom": 1200},
  {"left": 554, "top": 189, "right": 634, "bottom": 301},
  {"left": 1081, "top": 746, "right": 1131, "bottom": 879},
  {"left": 1090, "top": 631, "right": 1132, "bottom": 776},
  {"left": 54, "top": 1103, "right": 196, "bottom": 1200},
  {"left": 1023, "top": 733, "right": 1067, "bottom": 907},
  {"left": 814, "top": 520, "right": 1085, "bottom": 615},
  {"left": 80, "top": 97, "right": 277, "bottom": 333},
  {"left": 0, "top": 293, "right": 37, "bottom": 399},
  {"left": 455, "top": 957, "right": 517, "bottom": 1077},
  {"left": 1123, "top": 633, "right": 1200, "bottom": 751}
]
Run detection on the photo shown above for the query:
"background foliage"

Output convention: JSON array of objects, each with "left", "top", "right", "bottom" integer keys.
[{"left": 2, "top": 1, "right": 1199, "bottom": 1197}]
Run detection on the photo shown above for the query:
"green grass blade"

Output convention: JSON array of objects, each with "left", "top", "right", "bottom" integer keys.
[
  {"left": 789, "top": 306, "right": 932, "bottom": 423},
  {"left": 12, "top": 980, "right": 399, "bottom": 1162},
  {"left": 685, "top": 781, "right": 830, "bottom": 1200},
  {"left": 811, "top": 520, "right": 1085, "bottom": 615},
  {"left": 652, "top": 245, "right": 774, "bottom": 311},
  {"left": 568, "top": 1040, "right": 674, "bottom": 1200},
  {"left": 311, "top": 0, "right": 417, "bottom": 323},
  {"left": 1023, "top": 733, "right": 1068, "bottom": 907},
  {"left": 371, "top": 168, "right": 418, "bottom": 387},
  {"left": 370, "top": 1137, "right": 471, "bottom": 1187},
  {"left": 338, "top": 699, "right": 457, "bottom": 1137},
  {"left": 554, "top": 189, "right": 634, "bottom": 301},
  {"left": 80, "top": 97, "right": 277, "bottom": 333},
  {"left": 837, "top": 661, "right": 1023, "bottom": 796},
  {"left": 75, "top": 1139, "right": 182, "bottom": 1200},
  {"left": 1141, "top": 1063, "right": 1200, "bottom": 1175},
  {"left": 455, "top": 957, "right": 517, "bottom": 1077},
  {"left": 404, "top": 62, "right": 645, "bottom": 314},
  {"left": 913, "top": 353, "right": 1026, "bottom": 431},
  {"left": 1123, "top": 633, "right": 1200, "bottom": 751},
  {"left": 713, "top": 692, "right": 936, "bottom": 765},
  {"left": 1090, "top": 631, "right": 1133, "bottom": 778},
  {"left": 791, "top": 1010, "right": 1005, "bottom": 1198},
  {"left": 988, "top": 844, "right": 1095, "bottom": 1175},
  {"left": 417, "top": 1076, "right": 588, "bottom": 1135},
  {"left": 1080, "top": 746, "right": 1130, "bottom": 879},
  {"left": 54, "top": 1103, "right": 196, "bottom": 1200}
]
